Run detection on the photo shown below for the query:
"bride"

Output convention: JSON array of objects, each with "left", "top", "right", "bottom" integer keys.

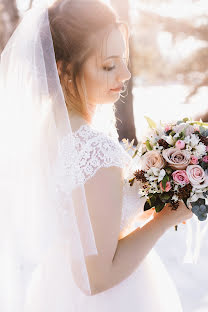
[{"left": 0, "top": 0, "right": 193, "bottom": 311}]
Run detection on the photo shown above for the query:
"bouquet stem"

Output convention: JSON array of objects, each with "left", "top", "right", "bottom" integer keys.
[{"left": 175, "top": 225, "right": 178, "bottom": 231}]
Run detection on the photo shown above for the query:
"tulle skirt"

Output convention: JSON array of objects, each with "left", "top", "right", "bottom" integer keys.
[{"left": 23, "top": 242, "right": 183, "bottom": 312}]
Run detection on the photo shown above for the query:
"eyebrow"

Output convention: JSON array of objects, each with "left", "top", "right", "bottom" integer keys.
[{"left": 104, "top": 56, "right": 124, "bottom": 61}]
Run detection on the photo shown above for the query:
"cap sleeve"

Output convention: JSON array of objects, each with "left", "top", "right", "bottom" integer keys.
[{"left": 70, "top": 124, "right": 132, "bottom": 185}]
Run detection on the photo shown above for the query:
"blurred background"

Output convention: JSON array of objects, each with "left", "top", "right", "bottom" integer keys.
[{"left": 1, "top": 0, "right": 208, "bottom": 311}]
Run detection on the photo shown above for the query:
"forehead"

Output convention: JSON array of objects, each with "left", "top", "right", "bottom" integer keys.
[{"left": 99, "top": 27, "right": 127, "bottom": 59}]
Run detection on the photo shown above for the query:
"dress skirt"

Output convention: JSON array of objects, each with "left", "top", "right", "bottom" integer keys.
[{"left": 23, "top": 242, "right": 183, "bottom": 312}]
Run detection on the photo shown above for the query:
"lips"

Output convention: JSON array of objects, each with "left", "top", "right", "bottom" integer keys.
[{"left": 110, "top": 85, "right": 123, "bottom": 92}]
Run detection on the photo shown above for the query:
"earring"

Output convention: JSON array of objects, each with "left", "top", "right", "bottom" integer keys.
[{"left": 68, "top": 79, "right": 72, "bottom": 83}]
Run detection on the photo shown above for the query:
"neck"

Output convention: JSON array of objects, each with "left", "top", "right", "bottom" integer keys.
[{"left": 69, "top": 103, "right": 97, "bottom": 126}]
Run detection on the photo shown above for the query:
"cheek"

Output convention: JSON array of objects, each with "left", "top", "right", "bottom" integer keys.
[{"left": 85, "top": 71, "right": 115, "bottom": 101}]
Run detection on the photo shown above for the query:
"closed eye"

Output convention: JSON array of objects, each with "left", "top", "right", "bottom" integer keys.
[{"left": 103, "top": 65, "right": 116, "bottom": 71}]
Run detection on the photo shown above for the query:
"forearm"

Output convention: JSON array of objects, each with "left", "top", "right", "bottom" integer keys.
[{"left": 92, "top": 216, "right": 168, "bottom": 295}]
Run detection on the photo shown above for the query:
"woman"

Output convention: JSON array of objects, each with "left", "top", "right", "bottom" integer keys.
[{"left": 0, "top": 0, "right": 192, "bottom": 311}]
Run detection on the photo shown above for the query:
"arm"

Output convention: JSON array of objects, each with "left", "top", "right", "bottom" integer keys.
[{"left": 83, "top": 166, "right": 192, "bottom": 295}]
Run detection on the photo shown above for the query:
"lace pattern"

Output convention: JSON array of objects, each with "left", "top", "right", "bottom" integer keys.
[
  {"left": 58, "top": 124, "right": 144, "bottom": 233},
  {"left": 70, "top": 124, "right": 132, "bottom": 185}
]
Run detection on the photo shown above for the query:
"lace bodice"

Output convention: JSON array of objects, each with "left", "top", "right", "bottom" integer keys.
[{"left": 72, "top": 124, "right": 145, "bottom": 235}]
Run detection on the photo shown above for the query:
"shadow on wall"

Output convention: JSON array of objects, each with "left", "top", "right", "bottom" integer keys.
[{"left": 195, "top": 110, "right": 208, "bottom": 122}]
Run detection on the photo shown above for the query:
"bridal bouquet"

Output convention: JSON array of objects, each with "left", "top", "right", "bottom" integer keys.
[{"left": 123, "top": 117, "right": 208, "bottom": 226}]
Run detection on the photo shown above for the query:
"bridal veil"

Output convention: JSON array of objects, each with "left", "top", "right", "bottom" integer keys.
[{"left": 0, "top": 4, "right": 98, "bottom": 311}]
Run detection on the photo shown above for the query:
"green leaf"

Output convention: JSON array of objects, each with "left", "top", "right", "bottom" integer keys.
[
  {"left": 162, "top": 175, "right": 169, "bottom": 190},
  {"left": 166, "top": 167, "right": 173, "bottom": 175},
  {"left": 183, "top": 117, "right": 189, "bottom": 123},
  {"left": 170, "top": 131, "right": 176, "bottom": 137},
  {"left": 144, "top": 201, "right": 151, "bottom": 211},
  {"left": 179, "top": 130, "right": 185, "bottom": 140},
  {"left": 129, "top": 178, "right": 135, "bottom": 186},
  {"left": 194, "top": 121, "right": 208, "bottom": 127},
  {"left": 145, "top": 140, "right": 153, "bottom": 151},
  {"left": 144, "top": 116, "right": 157, "bottom": 129},
  {"left": 149, "top": 194, "right": 158, "bottom": 206},
  {"left": 132, "top": 149, "right": 138, "bottom": 159},
  {"left": 160, "top": 192, "right": 171, "bottom": 202},
  {"left": 155, "top": 201, "right": 165, "bottom": 213}
]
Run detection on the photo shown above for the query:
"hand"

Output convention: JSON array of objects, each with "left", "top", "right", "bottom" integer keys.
[{"left": 153, "top": 200, "right": 193, "bottom": 230}]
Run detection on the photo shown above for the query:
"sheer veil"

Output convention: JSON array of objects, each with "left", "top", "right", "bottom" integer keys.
[{"left": 0, "top": 4, "right": 98, "bottom": 311}]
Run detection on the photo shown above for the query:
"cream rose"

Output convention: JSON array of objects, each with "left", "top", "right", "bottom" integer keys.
[
  {"left": 141, "top": 151, "right": 165, "bottom": 171},
  {"left": 186, "top": 165, "right": 208, "bottom": 188},
  {"left": 162, "top": 148, "right": 191, "bottom": 170},
  {"left": 173, "top": 123, "right": 195, "bottom": 136}
]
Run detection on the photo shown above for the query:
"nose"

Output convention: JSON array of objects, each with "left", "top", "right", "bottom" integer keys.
[{"left": 118, "top": 62, "right": 131, "bottom": 83}]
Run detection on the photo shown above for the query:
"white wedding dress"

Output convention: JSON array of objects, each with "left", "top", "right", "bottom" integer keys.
[{"left": 23, "top": 124, "right": 183, "bottom": 312}]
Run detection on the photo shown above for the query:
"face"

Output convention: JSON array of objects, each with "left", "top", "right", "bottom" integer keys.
[{"left": 78, "top": 27, "right": 131, "bottom": 109}]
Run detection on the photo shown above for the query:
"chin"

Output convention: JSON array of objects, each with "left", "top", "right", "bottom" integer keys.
[
  {"left": 108, "top": 93, "right": 120, "bottom": 103},
  {"left": 113, "top": 94, "right": 120, "bottom": 102}
]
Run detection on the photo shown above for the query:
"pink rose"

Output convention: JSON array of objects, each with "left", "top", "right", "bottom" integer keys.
[
  {"left": 162, "top": 148, "right": 191, "bottom": 170},
  {"left": 190, "top": 156, "right": 199, "bottom": 165},
  {"left": 141, "top": 151, "right": 165, "bottom": 171},
  {"left": 175, "top": 140, "right": 185, "bottom": 149},
  {"left": 165, "top": 125, "right": 172, "bottom": 132},
  {"left": 186, "top": 165, "right": 208, "bottom": 188},
  {"left": 159, "top": 181, "right": 172, "bottom": 192},
  {"left": 203, "top": 156, "right": 208, "bottom": 163},
  {"left": 172, "top": 170, "right": 189, "bottom": 186},
  {"left": 194, "top": 126, "right": 199, "bottom": 132}
]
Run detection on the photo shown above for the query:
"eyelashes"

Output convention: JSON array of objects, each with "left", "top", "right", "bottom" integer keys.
[
  {"left": 102, "top": 58, "right": 128, "bottom": 72},
  {"left": 103, "top": 65, "right": 116, "bottom": 72}
]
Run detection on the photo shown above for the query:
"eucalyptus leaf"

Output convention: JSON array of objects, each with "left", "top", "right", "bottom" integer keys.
[
  {"left": 198, "top": 214, "right": 207, "bottom": 221},
  {"left": 203, "top": 129, "right": 208, "bottom": 136},
  {"left": 200, "top": 126, "right": 206, "bottom": 134}
]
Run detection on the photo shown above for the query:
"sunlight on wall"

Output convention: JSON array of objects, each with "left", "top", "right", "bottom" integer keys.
[
  {"left": 130, "top": 0, "right": 208, "bottom": 18},
  {"left": 133, "top": 84, "right": 208, "bottom": 140},
  {"left": 16, "top": 0, "right": 208, "bottom": 139}
]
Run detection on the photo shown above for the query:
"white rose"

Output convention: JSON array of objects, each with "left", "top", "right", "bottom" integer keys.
[
  {"left": 161, "top": 135, "right": 175, "bottom": 145},
  {"left": 190, "top": 134, "right": 200, "bottom": 148},
  {"left": 193, "top": 143, "right": 206, "bottom": 158},
  {"left": 158, "top": 169, "right": 166, "bottom": 182}
]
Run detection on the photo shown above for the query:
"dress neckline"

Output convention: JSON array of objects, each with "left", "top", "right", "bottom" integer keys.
[{"left": 72, "top": 123, "right": 96, "bottom": 136}]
